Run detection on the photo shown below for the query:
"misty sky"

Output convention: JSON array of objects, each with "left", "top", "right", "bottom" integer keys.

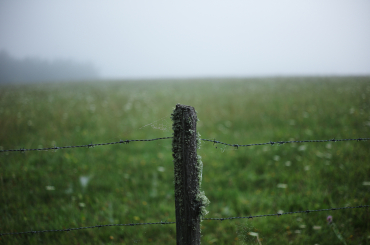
[{"left": 1, "top": 0, "right": 369, "bottom": 79}]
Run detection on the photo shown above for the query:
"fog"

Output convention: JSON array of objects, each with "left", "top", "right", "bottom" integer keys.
[
  {"left": 0, "top": 51, "right": 99, "bottom": 83},
  {"left": 0, "top": 0, "right": 369, "bottom": 81}
]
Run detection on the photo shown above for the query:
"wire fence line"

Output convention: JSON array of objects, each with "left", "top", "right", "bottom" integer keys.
[
  {"left": 202, "top": 137, "right": 370, "bottom": 148},
  {"left": 1, "top": 135, "right": 369, "bottom": 239},
  {"left": 0, "top": 221, "right": 176, "bottom": 237},
  {"left": 1, "top": 137, "right": 369, "bottom": 153},
  {"left": 0, "top": 137, "right": 173, "bottom": 153},
  {"left": 1, "top": 205, "right": 368, "bottom": 237},
  {"left": 202, "top": 205, "right": 370, "bottom": 221}
]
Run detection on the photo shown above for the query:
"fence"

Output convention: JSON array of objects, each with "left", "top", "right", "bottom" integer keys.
[{"left": 1, "top": 104, "right": 369, "bottom": 244}]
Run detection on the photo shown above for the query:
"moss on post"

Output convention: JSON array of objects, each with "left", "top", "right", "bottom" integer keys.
[{"left": 171, "top": 104, "right": 209, "bottom": 245}]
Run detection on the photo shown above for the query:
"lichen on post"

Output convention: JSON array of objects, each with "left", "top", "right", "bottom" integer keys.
[{"left": 171, "top": 104, "right": 209, "bottom": 245}]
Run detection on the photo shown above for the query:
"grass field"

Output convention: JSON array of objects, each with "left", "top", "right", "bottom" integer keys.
[{"left": 1, "top": 77, "right": 369, "bottom": 244}]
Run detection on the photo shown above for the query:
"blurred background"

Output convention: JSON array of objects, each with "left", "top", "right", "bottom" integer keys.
[
  {"left": 1, "top": 1, "right": 370, "bottom": 244},
  {"left": 1, "top": 0, "right": 370, "bottom": 83}
]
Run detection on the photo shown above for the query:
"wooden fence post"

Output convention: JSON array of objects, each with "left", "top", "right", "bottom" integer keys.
[{"left": 171, "top": 104, "right": 205, "bottom": 245}]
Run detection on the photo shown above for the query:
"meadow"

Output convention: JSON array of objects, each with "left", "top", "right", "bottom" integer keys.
[{"left": 0, "top": 77, "right": 369, "bottom": 244}]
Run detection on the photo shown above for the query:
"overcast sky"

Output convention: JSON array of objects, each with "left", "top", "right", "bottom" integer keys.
[{"left": 1, "top": 0, "right": 369, "bottom": 79}]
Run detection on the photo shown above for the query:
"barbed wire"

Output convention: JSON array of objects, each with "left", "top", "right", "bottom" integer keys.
[
  {"left": 1, "top": 205, "right": 368, "bottom": 237},
  {"left": 0, "top": 137, "right": 173, "bottom": 153},
  {"left": 1, "top": 137, "right": 369, "bottom": 153},
  {"left": 203, "top": 205, "right": 369, "bottom": 222},
  {"left": 202, "top": 137, "right": 370, "bottom": 149},
  {"left": 0, "top": 221, "right": 175, "bottom": 237}
]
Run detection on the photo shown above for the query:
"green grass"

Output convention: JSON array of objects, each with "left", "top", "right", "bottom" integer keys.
[{"left": 1, "top": 77, "right": 369, "bottom": 244}]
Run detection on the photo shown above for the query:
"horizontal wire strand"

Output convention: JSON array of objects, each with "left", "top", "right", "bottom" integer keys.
[
  {"left": 201, "top": 137, "right": 370, "bottom": 148},
  {"left": 0, "top": 221, "right": 176, "bottom": 237},
  {"left": 1, "top": 137, "right": 369, "bottom": 153},
  {"left": 203, "top": 205, "right": 370, "bottom": 221},
  {"left": 0, "top": 137, "right": 173, "bottom": 153},
  {"left": 1, "top": 205, "right": 368, "bottom": 237}
]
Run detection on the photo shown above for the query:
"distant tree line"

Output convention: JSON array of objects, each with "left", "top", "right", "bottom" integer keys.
[{"left": 0, "top": 50, "right": 100, "bottom": 84}]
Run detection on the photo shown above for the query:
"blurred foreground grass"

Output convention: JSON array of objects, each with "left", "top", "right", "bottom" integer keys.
[{"left": 0, "top": 77, "right": 369, "bottom": 244}]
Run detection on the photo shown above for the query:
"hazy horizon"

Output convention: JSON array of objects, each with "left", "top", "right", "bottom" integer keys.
[{"left": 1, "top": 1, "right": 370, "bottom": 80}]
